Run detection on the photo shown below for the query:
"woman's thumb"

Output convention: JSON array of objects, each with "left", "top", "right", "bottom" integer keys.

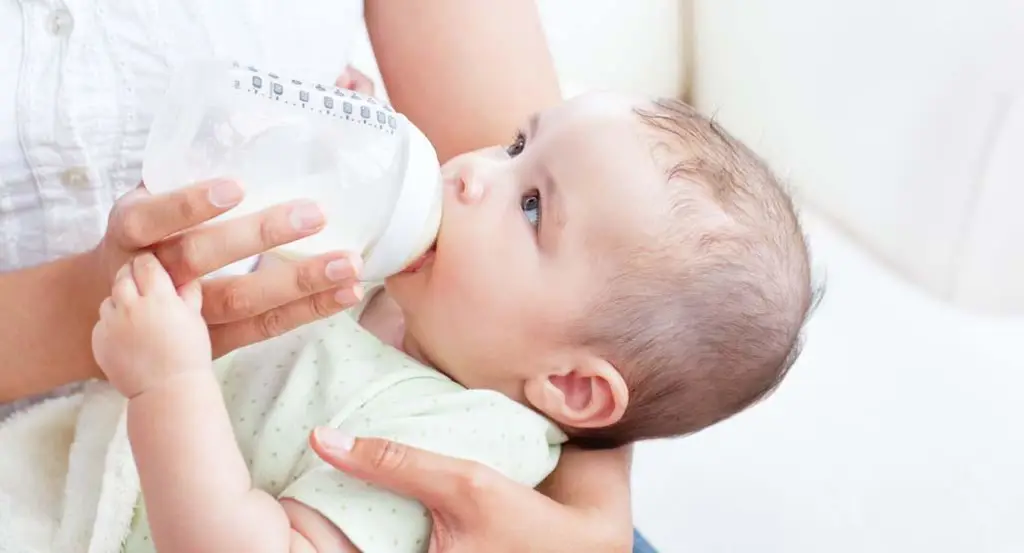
[{"left": 309, "top": 427, "right": 471, "bottom": 511}]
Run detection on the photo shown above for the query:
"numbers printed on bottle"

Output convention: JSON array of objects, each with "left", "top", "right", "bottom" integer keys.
[{"left": 232, "top": 62, "right": 396, "bottom": 134}]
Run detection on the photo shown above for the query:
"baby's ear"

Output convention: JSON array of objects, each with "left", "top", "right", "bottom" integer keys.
[{"left": 524, "top": 356, "right": 628, "bottom": 430}]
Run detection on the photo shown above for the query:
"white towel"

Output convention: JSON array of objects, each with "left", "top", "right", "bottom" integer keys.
[{"left": 0, "top": 381, "right": 140, "bottom": 553}]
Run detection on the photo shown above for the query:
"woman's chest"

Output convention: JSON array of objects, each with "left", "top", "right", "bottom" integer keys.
[
  {"left": 10, "top": 0, "right": 365, "bottom": 126},
  {"left": 0, "top": 0, "right": 363, "bottom": 269}
]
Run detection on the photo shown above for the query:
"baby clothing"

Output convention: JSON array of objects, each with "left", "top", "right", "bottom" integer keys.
[{"left": 121, "top": 289, "right": 566, "bottom": 553}]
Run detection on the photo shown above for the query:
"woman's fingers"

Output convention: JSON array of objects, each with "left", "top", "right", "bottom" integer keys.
[
  {"left": 335, "top": 65, "right": 376, "bottom": 97},
  {"left": 201, "top": 252, "right": 363, "bottom": 324},
  {"left": 208, "top": 286, "right": 361, "bottom": 358},
  {"left": 153, "top": 200, "right": 326, "bottom": 285},
  {"left": 104, "top": 178, "right": 367, "bottom": 358},
  {"left": 308, "top": 430, "right": 498, "bottom": 518},
  {"left": 108, "top": 180, "right": 244, "bottom": 250}
]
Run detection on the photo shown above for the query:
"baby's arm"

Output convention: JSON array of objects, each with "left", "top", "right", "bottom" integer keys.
[
  {"left": 93, "top": 254, "right": 355, "bottom": 553},
  {"left": 127, "top": 371, "right": 360, "bottom": 552},
  {"left": 127, "top": 370, "right": 295, "bottom": 552}
]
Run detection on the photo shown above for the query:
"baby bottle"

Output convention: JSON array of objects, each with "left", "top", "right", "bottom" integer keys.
[{"left": 141, "top": 60, "right": 442, "bottom": 282}]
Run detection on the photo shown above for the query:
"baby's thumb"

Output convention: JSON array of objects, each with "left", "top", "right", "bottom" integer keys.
[{"left": 178, "top": 280, "right": 203, "bottom": 312}]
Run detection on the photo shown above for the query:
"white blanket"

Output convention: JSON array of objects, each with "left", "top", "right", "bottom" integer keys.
[{"left": 0, "top": 381, "right": 140, "bottom": 553}]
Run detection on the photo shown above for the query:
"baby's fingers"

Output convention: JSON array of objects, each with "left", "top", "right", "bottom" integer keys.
[
  {"left": 99, "top": 297, "right": 115, "bottom": 320},
  {"left": 112, "top": 263, "right": 139, "bottom": 305},
  {"left": 132, "top": 253, "right": 176, "bottom": 296},
  {"left": 178, "top": 280, "right": 203, "bottom": 312}
]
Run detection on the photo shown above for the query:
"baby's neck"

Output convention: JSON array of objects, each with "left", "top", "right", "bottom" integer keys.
[
  {"left": 357, "top": 289, "right": 431, "bottom": 366},
  {"left": 359, "top": 290, "right": 531, "bottom": 409}
]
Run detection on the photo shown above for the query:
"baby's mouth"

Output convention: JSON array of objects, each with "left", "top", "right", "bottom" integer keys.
[{"left": 401, "top": 241, "right": 437, "bottom": 274}]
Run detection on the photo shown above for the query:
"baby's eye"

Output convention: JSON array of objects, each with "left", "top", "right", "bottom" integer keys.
[
  {"left": 521, "top": 190, "right": 541, "bottom": 227},
  {"left": 506, "top": 131, "right": 526, "bottom": 157}
]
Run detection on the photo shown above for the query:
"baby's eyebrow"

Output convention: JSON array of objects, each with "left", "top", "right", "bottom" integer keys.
[
  {"left": 528, "top": 113, "right": 542, "bottom": 137},
  {"left": 539, "top": 163, "right": 566, "bottom": 240}
]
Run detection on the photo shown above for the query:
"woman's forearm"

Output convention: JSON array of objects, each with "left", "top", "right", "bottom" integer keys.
[
  {"left": 538, "top": 445, "right": 635, "bottom": 549},
  {"left": 365, "top": 0, "right": 562, "bottom": 162},
  {"left": 0, "top": 252, "right": 106, "bottom": 402},
  {"left": 128, "top": 370, "right": 292, "bottom": 553}
]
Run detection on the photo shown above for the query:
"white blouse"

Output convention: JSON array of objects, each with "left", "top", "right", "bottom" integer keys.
[{"left": 0, "top": 0, "right": 364, "bottom": 271}]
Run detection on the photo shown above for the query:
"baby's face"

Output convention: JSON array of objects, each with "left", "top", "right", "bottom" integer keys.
[{"left": 386, "top": 92, "right": 668, "bottom": 399}]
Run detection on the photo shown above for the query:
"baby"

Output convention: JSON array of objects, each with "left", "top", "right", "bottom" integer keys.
[{"left": 92, "top": 92, "right": 815, "bottom": 553}]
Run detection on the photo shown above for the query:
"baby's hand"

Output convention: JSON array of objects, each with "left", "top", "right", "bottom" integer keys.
[{"left": 91, "top": 253, "right": 212, "bottom": 398}]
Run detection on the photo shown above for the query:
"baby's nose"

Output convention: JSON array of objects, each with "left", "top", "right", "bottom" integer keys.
[
  {"left": 448, "top": 162, "right": 488, "bottom": 204},
  {"left": 443, "top": 147, "right": 510, "bottom": 205}
]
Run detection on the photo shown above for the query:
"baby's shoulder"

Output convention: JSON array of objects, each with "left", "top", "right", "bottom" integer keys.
[
  {"left": 357, "top": 370, "right": 567, "bottom": 443},
  {"left": 345, "top": 372, "right": 567, "bottom": 488}
]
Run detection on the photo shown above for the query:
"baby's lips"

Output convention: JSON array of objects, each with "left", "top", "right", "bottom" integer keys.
[
  {"left": 400, "top": 242, "right": 436, "bottom": 274},
  {"left": 400, "top": 256, "right": 426, "bottom": 274}
]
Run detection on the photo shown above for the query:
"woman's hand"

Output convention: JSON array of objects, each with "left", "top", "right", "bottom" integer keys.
[
  {"left": 309, "top": 429, "right": 635, "bottom": 553},
  {"left": 335, "top": 65, "right": 376, "bottom": 97},
  {"left": 92, "top": 179, "right": 363, "bottom": 358}
]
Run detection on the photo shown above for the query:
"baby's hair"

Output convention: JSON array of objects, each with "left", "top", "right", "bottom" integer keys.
[{"left": 571, "top": 98, "right": 820, "bottom": 448}]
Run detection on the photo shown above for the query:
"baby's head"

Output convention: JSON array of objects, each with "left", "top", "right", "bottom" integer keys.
[{"left": 386, "top": 92, "right": 815, "bottom": 448}]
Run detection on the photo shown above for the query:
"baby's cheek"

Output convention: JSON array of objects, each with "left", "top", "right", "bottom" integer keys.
[{"left": 433, "top": 254, "right": 490, "bottom": 300}]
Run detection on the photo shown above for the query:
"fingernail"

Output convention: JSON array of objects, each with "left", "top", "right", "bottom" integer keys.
[
  {"left": 209, "top": 180, "right": 243, "bottom": 208},
  {"left": 290, "top": 203, "right": 325, "bottom": 231},
  {"left": 315, "top": 427, "right": 354, "bottom": 452},
  {"left": 325, "top": 259, "right": 352, "bottom": 281},
  {"left": 335, "top": 284, "right": 364, "bottom": 306}
]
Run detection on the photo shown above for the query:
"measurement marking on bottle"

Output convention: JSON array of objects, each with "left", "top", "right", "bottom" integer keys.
[{"left": 230, "top": 63, "right": 398, "bottom": 136}]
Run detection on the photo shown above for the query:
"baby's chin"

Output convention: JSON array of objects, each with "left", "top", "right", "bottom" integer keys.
[{"left": 382, "top": 268, "right": 430, "bottom": 326}]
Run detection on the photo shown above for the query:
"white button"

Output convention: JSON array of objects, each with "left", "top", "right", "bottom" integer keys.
[
  {"left": 47, "top": 9, "right": 75, "bottom": 37},
  {"left": 61, "top": 167, "right": 91, "bottom": 188}
]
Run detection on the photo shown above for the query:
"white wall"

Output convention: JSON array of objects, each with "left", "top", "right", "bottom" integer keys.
[
  {"left": 348, "top": 1, "right": 687, "bottom": 101},
  {"left": 535, "top": 0, "right": 685, "bottom": 98},
  {"left": 689, "top": 0, "right": 1024, "bottom": 315}
]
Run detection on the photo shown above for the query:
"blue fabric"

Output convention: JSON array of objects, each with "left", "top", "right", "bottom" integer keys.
[{"left": 633, "top": 529, "right": 658, "bottom": 553}]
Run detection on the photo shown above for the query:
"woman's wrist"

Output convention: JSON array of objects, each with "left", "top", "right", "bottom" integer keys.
[
  {"left": 75, "top": 245, "right": 113, "bottom": 309},
  {"left": 0, "top": 249, "right": 107, "bottom": 402},
  {"left": 537, "top": 445, "right": 634, "bottom": 550},
  {"left": 40, "top": 249, "right": 109, "bottom": 381}
]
